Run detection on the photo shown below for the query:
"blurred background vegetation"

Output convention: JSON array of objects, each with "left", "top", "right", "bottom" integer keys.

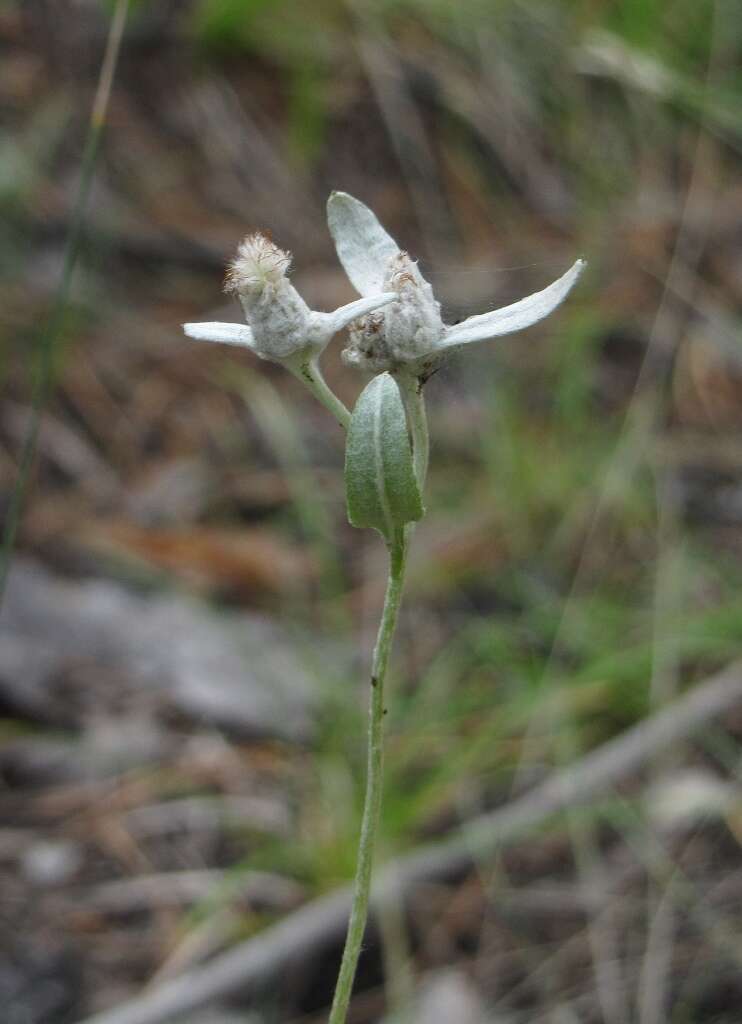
[{"left": 3, "top": 0, "right": 742, "bottom": 1021}]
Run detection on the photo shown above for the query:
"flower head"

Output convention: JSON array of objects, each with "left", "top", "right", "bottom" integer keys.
[
  {"left": 344, "top": 251, "right": 444, "bottom": 374},
  {"left": 327, "top": 191, "right": 585, "bottom": 375},
  {"left": 225, "top": 233, "right": 292, "bottom": 294},
  {"left": 184, "top": 230, "right": 396, "bottom": 366}
]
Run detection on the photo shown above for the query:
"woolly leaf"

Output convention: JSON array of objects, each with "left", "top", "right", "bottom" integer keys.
[{"left": 345, "top": 373, "right": 423, "bottom": 538}]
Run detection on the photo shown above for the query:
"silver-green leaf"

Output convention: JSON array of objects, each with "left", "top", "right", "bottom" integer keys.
[{"left": 345, "top": 373, "right": 424, "bottom": 538}]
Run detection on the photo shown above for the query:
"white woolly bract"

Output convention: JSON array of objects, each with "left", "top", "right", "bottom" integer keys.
[
  {"left": 327, "top": 192, "right": 399, "bottom": 296},
  {"left": 182, "top": 322, "right": 255, "bottom": 347}
]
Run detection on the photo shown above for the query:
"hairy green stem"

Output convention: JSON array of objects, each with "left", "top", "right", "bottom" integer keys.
[
  {"left": 328, "top": 530, "right": 408, "bottom": 1024},
  {"left": 287, "top": 355, "right": 350, "bottom": 430},
  {"left": 396, "top": 372, "right": 429, "bottom": 492}
]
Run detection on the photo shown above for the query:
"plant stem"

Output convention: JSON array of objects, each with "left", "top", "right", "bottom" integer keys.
[
  {"left": 0, "top": 0, "right": 129, "bottom": 605},
  {"left": 287, "top": 355, "right": 351, "bottom": 430},
  {"left": 328, "top": 529, "right": 408, "bottom": 1024},
  {"left": 396, "top": 372, "right": 429, "bottom": 491}
]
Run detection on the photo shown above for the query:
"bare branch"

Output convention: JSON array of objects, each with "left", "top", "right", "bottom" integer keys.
[{"left": 76, "top": 660, "right": 742, "bottom": 1024}]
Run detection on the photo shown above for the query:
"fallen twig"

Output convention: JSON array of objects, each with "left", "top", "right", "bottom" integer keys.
[
  {"left": 77, "top": 659, "right": 742, "bottom": 1024},
  {"left": 87, "top": 869, "right": 305, "bottom": 914}
]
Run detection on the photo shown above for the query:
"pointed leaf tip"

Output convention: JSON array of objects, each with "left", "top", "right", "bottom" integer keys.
[
  {"left": 440, "top": 258, "right": 586, "bottom": 349},
  {"left": 183, "top": 322, "right": 255, "bottom": 348},
  {"left": 327, "top": 192, "right": 400, "bottom": 297}
]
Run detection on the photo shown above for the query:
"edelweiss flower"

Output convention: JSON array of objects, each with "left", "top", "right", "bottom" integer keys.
[
  {"left": 183, "top": 232, "right": 395, "bottom": 366},
  {"left": 327, "top": 192, "right": 585, "bottom": 375}
]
